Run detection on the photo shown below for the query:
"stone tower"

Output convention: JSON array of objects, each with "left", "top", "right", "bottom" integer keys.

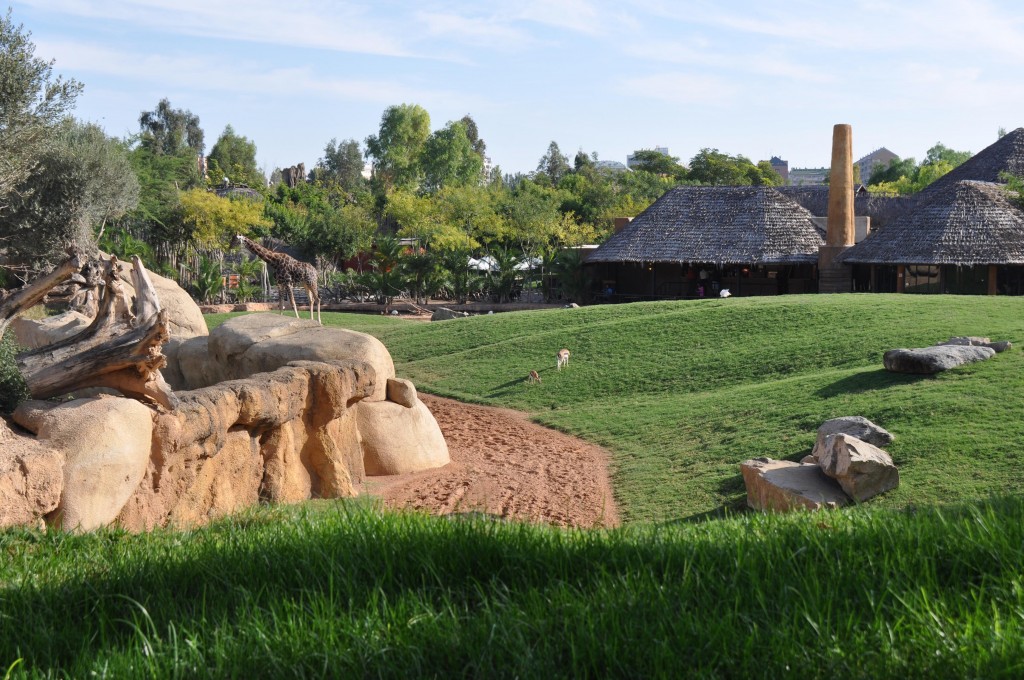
[{"left": 818, "top": 124, "right": 855, "bottom": 293}]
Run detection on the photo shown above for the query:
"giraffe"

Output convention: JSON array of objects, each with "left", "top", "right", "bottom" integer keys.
[{"left": 232, "top": 234, "right": 321, "bottom": 324}]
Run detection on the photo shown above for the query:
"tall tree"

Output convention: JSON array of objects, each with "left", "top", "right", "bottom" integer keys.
[
  {"left": 0, "top": 10, "right": 82, "bottom": 210},
  {"left": 629, "top": 149, "right": 687, "bottom": 179},
  {"left": 138, "top": 98, "right": 204, "bottom": 156},
  {"left": 687, "top": 148, "right": 779, "bottom": 186},
  {"left": 208, "top": 124, "right": 264, "bottom": 188},
  {"left": 365, "top": 104, "right": 431, "bottom": 192},
  {"left": 1, "top": 119, "right": 138, "bottom": 271},
  {"left": 459, "top": 114, "right": 486, "bottom": 158},
  {"left": 316, "top": 138, "right": 366, "bottom": 193},
  {"left": 536, "top": 141, "right": 570, "bottom": 185},
  {"left": 420, "top": 120, "right": 484, "bottom": 193},
  {"left": 924, "top": 143, "right": 971, "bottom": 168}
]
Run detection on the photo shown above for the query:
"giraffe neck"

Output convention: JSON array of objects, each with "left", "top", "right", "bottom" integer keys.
[{"left": 241, "top": 236, "right": 280, "bottom": 264}]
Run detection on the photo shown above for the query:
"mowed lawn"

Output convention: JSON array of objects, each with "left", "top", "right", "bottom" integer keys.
[{"left": 209, "top": 293, "right": 1024, "bottom": 523}]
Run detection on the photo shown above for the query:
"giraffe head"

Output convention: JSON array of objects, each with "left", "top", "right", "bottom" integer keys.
[{"left": 231, "top": 234, "right": 246, "bottom": 249}]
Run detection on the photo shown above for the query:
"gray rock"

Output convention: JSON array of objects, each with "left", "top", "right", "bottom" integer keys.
[
  {"left": 938, "top": 336, "right": 1012, "bottom": 353},
  {"left": 817, "top": 433, "right": 899, "bottom": 502},
  {"left": 739, "top": 458, "right": 850, "bottom": 512},
  {"left": 431, "top": 307, "right": 470, "bottom": 321},
  {"left": 812, "top": 416, "right": 893, "bottom": 461},
  {"left": 883, "top": 345, "right": 994, "bottom": 374}
]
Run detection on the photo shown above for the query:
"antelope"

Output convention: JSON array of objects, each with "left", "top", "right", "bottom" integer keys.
[
  {"left": 556, "top": 348, "right": 570, "bottom": 371},
  {"left": 527, "top": 370, "right": 542, "bottom": 384}
]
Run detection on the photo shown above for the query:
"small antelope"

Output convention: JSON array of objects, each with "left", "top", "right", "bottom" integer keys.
[
  {"left": 556, "top": 348, "right": 570, "bottom": 371},
  {"left": 527, "top": 369, "right": 542, "bottom": 384}
]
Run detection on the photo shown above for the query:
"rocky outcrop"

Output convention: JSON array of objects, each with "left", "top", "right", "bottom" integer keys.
[
  {"left": 812, "top": 416, "right": 893, "bottom": 461},
  {"left": 0, "top": 419, "right": 63, "bottom": 527},
  {"left": 10, "top": 310, "right": 92, "bottom": 349},
  {"left": 116, "top": 359, "right": 374, "bottom": 531},
  {"left": 816, "top": 433, "right": 899, "bottom": 502},
  {"left": 359, "top": 384, "right": 450, "bottom": 475},
  {"left": 938, "top": 336, "right": 1012, "bottom": 353},
  {"left": 883, "top": 345, "right": 995, "bottom": 374},
  {"left": 431, "top": 307, "right": 470, "bottom": 321},
  {"left": 174, "top": 314, "right": 395, "bottom": 401},
  {"left": 739, "top": 458, "right": 849, "bottom": 511},
  {"left": 13, "top": 397, "right": 154, "bottom": 531}
]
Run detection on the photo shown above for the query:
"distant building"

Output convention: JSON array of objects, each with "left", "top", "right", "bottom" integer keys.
[
  {"left": 627, "top": 146, "right": 671, "bottom": 169},
  {"left": 788, "top": 167, "right": 829, "bottom": 186},
  {"left": 768, "top": 156, "right": 789, "bottom": 183},
  {"left": 855, "top": 147, "right": 899, "bottom": 183},
  {"left": 596, "top": 160, "right": 628, "bottom": 172}
]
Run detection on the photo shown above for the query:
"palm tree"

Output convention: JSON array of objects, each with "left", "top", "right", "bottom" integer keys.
[{"left": 551, "top": 248, "right": 590, "bottom": 303}]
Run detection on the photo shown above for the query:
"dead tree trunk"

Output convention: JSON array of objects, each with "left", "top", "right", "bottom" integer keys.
[
  {"left": 3, "top": 254, "right": 175, "bottom": 409},
  {"left": 0, "top": 250, "right": 83, "bottom": 340}
]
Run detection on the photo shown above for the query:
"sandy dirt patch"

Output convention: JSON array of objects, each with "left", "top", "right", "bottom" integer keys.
[{"left": 357, "top": 394, "right": 619, "bottom": 528}]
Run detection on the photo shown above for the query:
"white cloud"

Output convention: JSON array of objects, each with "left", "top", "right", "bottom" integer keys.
[
  {"left": 415, "top": 11, "right": 531, "bottom": 48},
  {"left": 17, "top": 0, "right": 412, "bottom": 57},
  {"left": 626, "top": 40, "right": 833, "bottom": 84}
]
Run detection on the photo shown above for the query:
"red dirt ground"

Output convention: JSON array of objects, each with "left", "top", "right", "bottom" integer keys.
[{"left": 356, "top": 394, "right": 620, "bottom": 529}]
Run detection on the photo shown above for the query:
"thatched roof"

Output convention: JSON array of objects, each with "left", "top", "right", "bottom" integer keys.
[
  {"left": 840, "top": 180, "right": 1024, "bottom": 265},
  {"left": 588, "top": 186, "right": 825, "bottom": 265},
  {"left": 917, "top": 127, "right": 1024, "bottom": 198}
]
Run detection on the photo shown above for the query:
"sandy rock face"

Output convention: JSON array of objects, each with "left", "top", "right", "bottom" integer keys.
[
  {"left": 359, "top": 396, "right": 450, "bottom": 476},
  {"left": 175, "top": 313, "right": 395, "bottom": 401},
  {"left": 811, "top": 416, "right": 893, "bottom": 461},
  {"left": 14, "top": 397, "right": 154, "bottom": 532},
  {"left": 739, "top": 458, "right": 849, "bottom": 512},
  {"left": 117, "top": 359, "right": 376, "bottom": 530},
  {"left": 9, "top": 310, "right": 93, "bottom": 349},
  {"left": 0, "top": 419, "right": 64, "bottom": 526}
]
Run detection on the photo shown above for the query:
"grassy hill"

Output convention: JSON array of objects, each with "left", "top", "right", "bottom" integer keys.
[
  {"left": 214, "top": 294, "right": 1024, "bottom": 523},
  {"left": 3, "top": 296, "right": 1018, "bottom": 677}
]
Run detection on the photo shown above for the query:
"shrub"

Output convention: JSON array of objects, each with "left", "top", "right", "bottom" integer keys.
[{"left": 0, "top": 335, "right": 29, "bottom": 413}]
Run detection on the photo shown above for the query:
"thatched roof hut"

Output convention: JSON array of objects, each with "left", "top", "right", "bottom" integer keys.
[
  {"left": 917, "top": 127, "right": 1024, "bottom": 199},
  {"left": 587, "top": 186, "right": 825, "bottom": 265},
  {"left": 840, "top": 180, "right": 1024, "bottom": 265}
]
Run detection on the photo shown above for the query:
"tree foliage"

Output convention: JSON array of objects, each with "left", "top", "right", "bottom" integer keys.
[
  {"left": 209, "top": 124, "right": 264, "bottom": 188},
  {"left": 0, "top": 9, "right": 82, "bottom": 209},
  {"left": 687, "top": 148, "right": 781, "bottom": 186},
  {"left": 139, "top": 98, "right": 204, "bottom": 156},
  {"left": 421, "top": 120, "right": 484, "bottom": 193},
  {"left": 365, "top": 104, "right": 431, "bottom": 192},
  {"left": 867, "top": 143, "right": 970, "bottom": 196},
  {"left": 536, "top": 141, "right": 570, "bottom": 185},
  {"left": 630, "top": 149, "right": 686, "bottom": 179},
  {"left": 179, "top": 189, "right": 270, "bottom": 250},
  {"left": 1, "top": 119, "right": 139, "bottom": 271},
  {"left": 315, "top": 138, "right": 366, "bottom": 193}
]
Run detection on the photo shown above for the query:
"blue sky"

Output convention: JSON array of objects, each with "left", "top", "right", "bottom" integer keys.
[{"left": 10, "top": 0, "right": 1024, "bottom": 176}]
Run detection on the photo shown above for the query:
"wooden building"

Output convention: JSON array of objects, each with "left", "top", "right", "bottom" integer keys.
[{"left": 585, "top": 186, "right": 825, "bottom": 299}]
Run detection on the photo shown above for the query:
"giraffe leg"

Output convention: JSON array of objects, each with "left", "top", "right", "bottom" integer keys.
[
  {"left": 307, "top": 285, "right": 321, "bottom": 324},
  {"left": 288, "top": 286, "right": 301, "bottom": 319}
]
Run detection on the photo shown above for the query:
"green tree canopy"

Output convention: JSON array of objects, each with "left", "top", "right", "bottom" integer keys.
[
  {"left": 315, "top": 138, "right": 366, "bottom": 193},
  {"left": 687, "top": 149, "right": 780, "bottom": 186},
  {"left": 208, "top": 124, "right": 264, "bottom": 188},
  {"left": 365, "top": 103, "right": 431, "bottom": 192},
  {"left": 924, "top": 142, "right": 971, "bottom": 168},
  {"left": 536, "top": 141, "right": 570, "bottom": 185},
  {"left": 0, "top": 10, "right": 82, "bottom": 209},
  {"left": 139, "top": 98, "right": 204, "bottom": 156},
  {"left": 1, "top": 119, "right": 138, "bottom": 271},
  {"left": 630, "top": 149, "right": 687, "bottom": 179},
  {"left": 421, "top": 120, "right": 484, "bottom": 193},
  {"left": 179, "top": 189, "right": 270, "bottom": 250}
]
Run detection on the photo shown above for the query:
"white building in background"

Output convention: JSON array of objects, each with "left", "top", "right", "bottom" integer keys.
[{"left": 627, "top": 146, "right": 671, "bottom": 169}]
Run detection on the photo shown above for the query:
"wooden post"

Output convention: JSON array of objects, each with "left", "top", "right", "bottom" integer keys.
[
  {"left": 988, "top": 265, "right": 998, "bottom": 295},
  {"left": 896, "top": 265, "right": 905, "bottom": 293}
]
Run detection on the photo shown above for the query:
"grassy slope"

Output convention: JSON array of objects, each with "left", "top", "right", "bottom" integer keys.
[
  {"left": 1, "top": 499, "right": 1022, "bottom": 677},
  {"left": 213, "top": 295, "right": 1024, "bottom": 523}
]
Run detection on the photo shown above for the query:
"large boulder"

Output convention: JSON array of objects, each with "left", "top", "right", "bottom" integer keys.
[
  {"left": 938, "top": 336, "right": 1011, "bottom": 353},
  {"left": 811, "top": 416, "right": 893, "bottom": 461},
  {"left": 13, "top": 397, "right": 153, "bottom": 532},
  {"left": 883, "top": 345, "right": 994, "bottom": 374},
  {"left": 739, "top": 458, "right": 849, "bottom": 512},
  {"left": 9, "top": 310, "right": 93, "bottom": 349},
  {"left": 817, "top": 433, "right": 899, "bottom": 502},
  {"left": 431, "top": 307, "right": 470, "bottom": 321},
  {"left": 358, "top": 389, "right": 450, "bottom": 476},
  {"left": 177, "top": 314, "right": 395, "bottom": 401}
]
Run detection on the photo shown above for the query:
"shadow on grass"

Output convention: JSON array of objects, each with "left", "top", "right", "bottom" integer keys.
[
  {"left": 485, "top": 367, "right": 552, "bottom": 398},
  {"left": 816, "top": 368, "right": 928, "bottom": 398}
]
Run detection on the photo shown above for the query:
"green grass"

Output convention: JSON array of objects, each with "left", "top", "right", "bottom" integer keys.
[
  {"left": 212, "top": 295, "right": 1024, "bottom": 523},
  {"left": 1, "top": 498, "right": 1022, "bottom": 677}
]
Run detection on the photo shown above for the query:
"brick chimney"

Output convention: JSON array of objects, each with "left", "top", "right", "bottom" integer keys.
[{"left": 818, "top": 124, "right": 855, "bottom": 292}]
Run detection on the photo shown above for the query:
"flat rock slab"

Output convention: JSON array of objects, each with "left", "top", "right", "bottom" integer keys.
[
  {"left": 883, "top": 345, "right": 995, "bottom": 374},
  {"left": 740, "top": 458, "right": 850, "bottom": 512}
]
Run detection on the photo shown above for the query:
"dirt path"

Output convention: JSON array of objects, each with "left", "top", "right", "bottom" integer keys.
[{"left": 356, "top": 394, "right": 619, "bottom": 528}]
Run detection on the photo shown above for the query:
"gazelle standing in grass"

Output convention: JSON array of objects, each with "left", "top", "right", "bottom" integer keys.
[
  {"left": 556, "top": 348, "right": 570, "bottom": 371},
  {"left": 527, "top": 370, "right": 542, "bottom": 384}
]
